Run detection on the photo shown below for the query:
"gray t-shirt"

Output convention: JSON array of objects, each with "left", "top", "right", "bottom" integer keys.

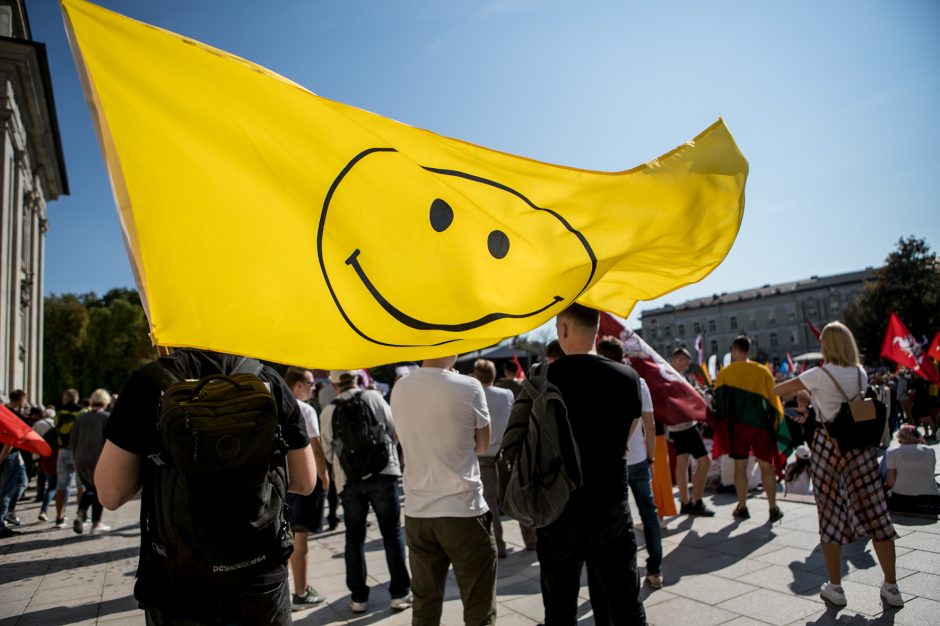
[{"left": 70, "top": 409, "right": 110, "bottom": 485}]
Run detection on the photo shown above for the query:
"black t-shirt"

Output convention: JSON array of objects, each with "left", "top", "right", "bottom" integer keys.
[
  {"left": 547, "top": 353, "right": 642, "bottom": 522},
  {"left": 105, "top": 348, "right": 308, "bottom": 615}
]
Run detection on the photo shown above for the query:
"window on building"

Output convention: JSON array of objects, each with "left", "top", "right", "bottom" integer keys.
[
  {"left": 710, "top": 339, "right": 718, "bottom": 354},
  {"left": 770, "top": 332, "right": 778, "bottom": 347},
  {"left": 730, "top": 316, "right": 738, "bottom": 330},
  {"left": 768, "top": 311, "right": 776, "bottom": 324},
  {"left": 787, "top": 308, "right": 796, "bottom": 321},
  {"left": 678, "top": 324, "right": 685, "bottom": 337},
  {"left": 664, "top": 326, "right": 672, "bottom": 338},
  {"left": 708, "top": 319, "right": 716, "bottom": 332},
  {"left": 791, "top": 331, "right": 798, "bottom": 344},
  {"left": 693, "top": 322, "right": 701, "bottom": 333}
]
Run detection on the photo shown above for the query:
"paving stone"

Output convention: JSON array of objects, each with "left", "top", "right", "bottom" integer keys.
[
  {"left": 754, "top": 546, "right": 827, "bottom": 571},
  {"left": 716, "top": 588, "right": 821, "bottom": 625},
  {"left": 895, "top": 531, "right": 940, "bottom": 554},
  {"left": 893, "top": 571, "right": 940, "bottom": 602},
  {"left": 841, "top": 563, "right": 915, "bottom": 588},
  {"left": 645, "top": 596, "right": 737, "bottom": 626},
  {"left": 666, "top": 573, "right": 759, "bottom": 604},
  {"left": 720, "top": 617, "right": 774, "bottom": 626},
  {"left": 896, "top": 549, "right": 940, "bottom": 575},
  {"left": 734, "top": 564, "right": 828, "bottom": 596},
  {"left": 893, "top": 596, "right": 940, "bottom": 625}
]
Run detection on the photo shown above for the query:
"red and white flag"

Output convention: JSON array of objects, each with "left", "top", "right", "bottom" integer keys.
[
  {"left": 785, "top": 352, "right": 798, "bottom": 376},
  {"left": 928, "top": 332, "right": 940, "bottom": 362},
  {"left": 881, "top": 312, "right": 940, "bottom": 383},
  {"left": 598, "top": 312, "right": 707, "bottom": 425}
]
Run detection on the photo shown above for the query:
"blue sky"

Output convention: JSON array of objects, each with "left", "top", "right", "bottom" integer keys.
[{"left": 28, "top": 0, "right": 940, "bottom": 329}]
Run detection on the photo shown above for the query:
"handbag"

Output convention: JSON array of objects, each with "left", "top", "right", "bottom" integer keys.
[{"left": 819, "top": 367, "right": 886, "bottom": 453}]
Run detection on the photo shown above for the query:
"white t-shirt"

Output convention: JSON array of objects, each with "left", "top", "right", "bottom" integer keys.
[
  {"left": 786, "top": 472, "right": 813, "bottom": 496},
  {"left": 390, "top": 367, "right": 490, "bottom": 518},
  {"left": 296, "top": 399, "right": 320, "bottom": 440},
  {"left": 320, "top": 388, "right": 402, "bottom": 493},
  {"left": 799, "top": 364, "right": 868, "bottom": 423},
  {"left": 626, "top": 378, "right": 653, "bottom": 466},
  {"left": 480, "top": 385, "right": 514, "bottom": 457},
  {"left": 886, "top": 444, "right": 939, "bottom": 496}
]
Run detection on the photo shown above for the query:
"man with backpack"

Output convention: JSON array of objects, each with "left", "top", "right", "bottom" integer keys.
[
  {"left": 94, "top": 348, "right": 318, "bottom": 625},
  {"left": 391, "top": 355, "right": 497, "bottom": 626},
  {"left": 538, "top": 304, "right": 647, "bottom": 625},
  {"left": 54, "top": 388, "right": 85, "bottom": 528},
  {"left": 319, "top": 369, "right": 412, "bottom": 614}
]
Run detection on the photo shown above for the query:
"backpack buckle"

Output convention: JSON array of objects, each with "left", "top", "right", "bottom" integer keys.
[
  {"left": 151, "top": 542, "right": 167, "bottom": 557},
  {"left": 148, "top": 453, "right": 166, "bottom": 467}
]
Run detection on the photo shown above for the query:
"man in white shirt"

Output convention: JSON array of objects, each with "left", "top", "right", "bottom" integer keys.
[
  {"left": 319, "top": 370, "right": 412, "bottom": 613},
  {"left": 472, "top": 358, "right": 516, "bottom": 558},
  {"left": 668, "top": 348, "right": 715, "bottom": 517},
  {"left": 283, "top": 367, "right": 330, "bottom": 610},
  {"left": 390, "top": 355, "right": 497, "bottom": 626}
]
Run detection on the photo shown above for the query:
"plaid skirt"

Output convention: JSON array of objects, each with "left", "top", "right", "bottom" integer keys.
[{"left": 809, "top": 427, "right": 897, "bottom": 545}]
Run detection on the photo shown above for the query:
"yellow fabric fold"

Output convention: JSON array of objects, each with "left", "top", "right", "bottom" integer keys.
[{"left": 63, "top": 0, "right": 749, "bottom": 368}]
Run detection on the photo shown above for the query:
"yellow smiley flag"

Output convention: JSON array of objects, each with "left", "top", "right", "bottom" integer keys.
[{"left": 63, "top": 0, "right": 748, "bottom": 369}]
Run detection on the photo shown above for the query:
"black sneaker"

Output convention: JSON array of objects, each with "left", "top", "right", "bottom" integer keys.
[
  {"left": 688, "top": 500, "right": 715, "bottom": 517},
  {"left": 768, "top": 506, "right": 784, "bottom": 523},
  {"left": 292, "top": 586, "right": 326, "bottom": 611},
  {"left": 733, "top": 505, "right": 750, "bottom": 519},
  {"left": 679, "top": 501, "right": 692, "bottom": 515},
  {"left": 0, "top": 526, "right": 20, "bottom": 538}
]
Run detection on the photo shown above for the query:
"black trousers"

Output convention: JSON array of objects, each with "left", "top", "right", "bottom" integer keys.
[{"left": 536, "top": 510, "right": 646, "bottom": 626}]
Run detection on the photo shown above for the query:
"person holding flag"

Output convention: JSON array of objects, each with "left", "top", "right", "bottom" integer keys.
[{"left": 713, "top": 336, "right": 790, "bottom": 522}]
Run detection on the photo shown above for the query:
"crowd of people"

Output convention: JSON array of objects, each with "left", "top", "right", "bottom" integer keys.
[{"left": 2, "top": 309, "right": 938, "bottom": 625}]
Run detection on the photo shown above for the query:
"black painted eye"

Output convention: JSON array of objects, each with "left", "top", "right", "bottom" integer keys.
[
  {"left": 487, "top": 230, "right": 510, "bottom": 259},
  {"left": 429, "top": 199, "right": 453, "bottom": 232}
]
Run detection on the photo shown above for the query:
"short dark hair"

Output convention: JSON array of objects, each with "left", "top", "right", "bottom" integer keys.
[
  {"left": 596, "top": 336, "right": 624, "bottom": 362},
  {"left": 731, "top": 335, "right": 751, "bottom": 353},
  {"left": 558, "top": 303, "right": 600, "bottom": 329},
  {"left": 672, "top": 348, "right": 691, "bottom": 359},
  {"left": 503, "top": 360, "right": 519, "bottom": 374},
  {"left": 284, "top": 366, "right": 309, "bottom": 389},
  {"left": 545, "top": 339, "right": 564, "bottom": 361},
  {"left": 9, "top": 389, "right": 26, "bottom": 402}
]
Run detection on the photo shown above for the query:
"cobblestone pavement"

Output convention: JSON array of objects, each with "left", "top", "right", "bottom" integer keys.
[{"left": 1, "top": 459, "right": 938, "bottom": 625}]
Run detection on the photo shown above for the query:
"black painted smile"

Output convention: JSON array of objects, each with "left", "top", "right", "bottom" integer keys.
[{"left": 345, "top": 248, "right": 564, "bottom": 332}]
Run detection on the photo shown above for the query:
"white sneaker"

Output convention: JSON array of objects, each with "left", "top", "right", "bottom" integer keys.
[
  {"left": 91, "top": 523, "right": 112, "bottom": 534},
  {"left": 390, "top": 593, "right": 413, "bottom": 610},
  {"left": 881, "top": 582, "right": 903, "bottom": 607},
  {"left": 350, "top": 600, "right": 368, "bottom": 613},
  {"left": 820, "top": 582, "right": 847, "bottom": 606}
]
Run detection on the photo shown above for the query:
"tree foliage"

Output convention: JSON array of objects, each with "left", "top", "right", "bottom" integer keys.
[
  {"left": 43, "top": 288, "right": 156, "bottom": 404},
  {"left": 844, "top": 236, "right": 940, "bottom": 363}
]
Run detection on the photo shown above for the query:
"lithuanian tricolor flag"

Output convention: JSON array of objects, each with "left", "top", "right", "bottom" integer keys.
[{"left": 713, "top": 361, "right": 793, "bottom": 460}]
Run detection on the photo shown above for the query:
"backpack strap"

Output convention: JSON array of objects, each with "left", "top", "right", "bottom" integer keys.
[
  {"left": 229, "top": 357, "right": 263, "bottom": 377},
  {"left": 819, "top": 366, "right": 861, "bottom": 402}
]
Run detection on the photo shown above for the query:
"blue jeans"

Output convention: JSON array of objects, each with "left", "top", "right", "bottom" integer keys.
[
  {"left": 627, "top": 461, "right": 662, "bottom": 574},
  {"left": 0, "top": 454, "right": 27, "bottom": 520},
  {"left": 340, "top": 475, "right": 410, "bottom": 603}
]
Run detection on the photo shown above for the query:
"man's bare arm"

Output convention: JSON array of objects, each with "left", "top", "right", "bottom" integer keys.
[
  {"left": 286, "top": 445, "right": 317, "bottom": 495},
  {"left": 95, "top": 440, "right": 142, "bottom": 510},
  {"left": 474, "top": 423, "right": 491, "bottom": 455}
]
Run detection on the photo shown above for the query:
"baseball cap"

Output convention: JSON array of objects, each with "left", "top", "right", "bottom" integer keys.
[{"left": 329, "top": 370, "right": 357, "bottom": 384}]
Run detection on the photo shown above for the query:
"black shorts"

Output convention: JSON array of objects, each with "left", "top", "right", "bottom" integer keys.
[
  {"left": 286, "top": 482, "right": 324, "bottom": 533},
  {"left": 669, "top": 426, "right": 707, "bottom": 459}
]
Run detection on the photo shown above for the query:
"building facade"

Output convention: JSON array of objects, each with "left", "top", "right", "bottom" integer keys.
[
  {"left": 0, "top": 1, "right": 68, "bottom": 403},
  {"left": 639, "top": 269, "right": 876, "bottom": 366}
]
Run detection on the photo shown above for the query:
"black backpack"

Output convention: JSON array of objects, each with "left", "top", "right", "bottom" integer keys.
[
  {"left": 142, "top": 357, "right": 292, "bottom": 587},
  {"left": 331, "top": 391, "right": 389, "bottom": 481},
  {"left": 496, "top": 376, "right": 582, "bottom": 528}
]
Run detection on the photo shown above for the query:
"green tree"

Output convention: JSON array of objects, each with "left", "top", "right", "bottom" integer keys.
[
  {"left": 43, "top": 288, "right": 155, "bottom": 404},
  {"left": 845, "top": 236, "right": 940, "bottom": 363},
  {"left": 42, "top": 294, "right": 90, "bottom": 404}
]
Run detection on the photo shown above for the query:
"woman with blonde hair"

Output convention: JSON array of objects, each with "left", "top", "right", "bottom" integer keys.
[
  {"left": 69, "top": 388, "right": 113, "bottom": 534},
  {"left": 772, "top": 322, "right": 902, "bottom": 608}
]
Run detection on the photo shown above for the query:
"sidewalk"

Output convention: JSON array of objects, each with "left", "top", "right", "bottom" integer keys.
[{"left": 1, "top": 481, "right": 938, "bottom": 625}]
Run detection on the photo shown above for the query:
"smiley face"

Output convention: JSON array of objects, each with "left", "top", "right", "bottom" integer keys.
[{"left": 317, "top": 148, "right": 597, "bottom": 348}]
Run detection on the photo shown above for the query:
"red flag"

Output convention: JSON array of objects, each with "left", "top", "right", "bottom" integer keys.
[
  {"left": 881, "top": 312, "right": 940, "bottom": 383},
  {"left": 928, "top": 332, "right": 940, "bottom": 362},
  {"left": 511, "top": 354, "right": 527, "bottom": 380},
  {"left": 805, "top": 317, "right": 821, "bottom": 341},
  {"left": 785, "top": 352, "right": 798, "bottom": 376},
  {"left": 0, "top": 405, "right": 52, "bottom": 457},
  {"left": 598, "top": 312, "right": 707, "bottom": 425}
]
